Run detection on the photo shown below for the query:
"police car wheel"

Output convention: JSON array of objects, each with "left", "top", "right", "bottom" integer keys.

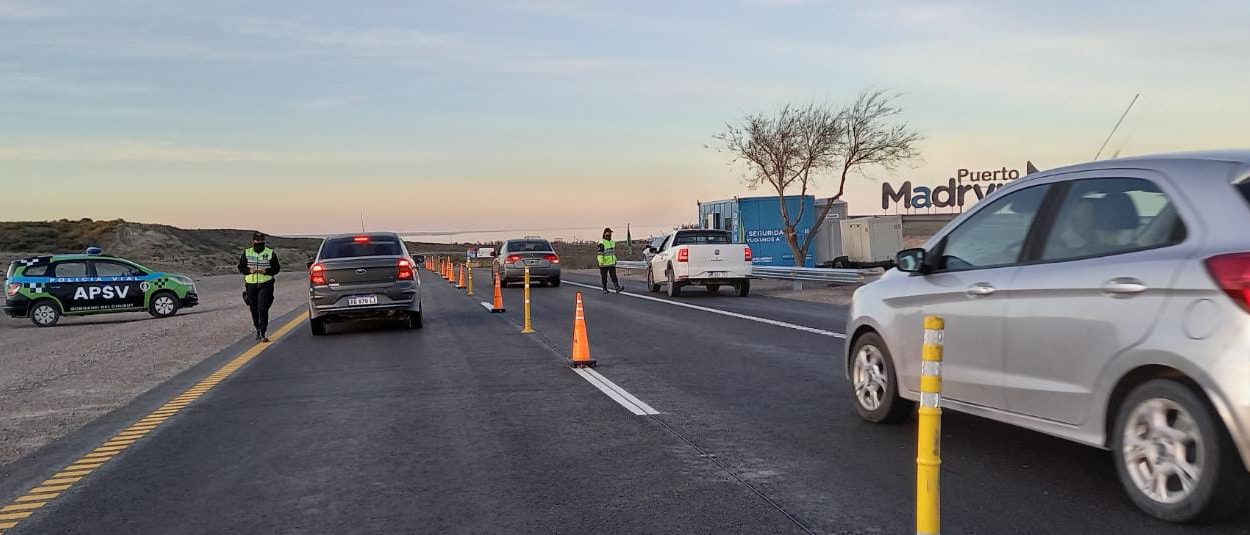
[
  {"left": 30, "top": 300, "right": 60, "bottom": 327},
  {"left": 149, "top": 292, "right": 179, "bottom": 318}
]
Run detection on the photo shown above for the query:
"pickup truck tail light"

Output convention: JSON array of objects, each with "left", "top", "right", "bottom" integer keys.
[
  {"left": 677, "top": 248, "right": 689, "bottom": 263},
  {"left": 744, "top": 246, "right": 753, "bottom": 262},
  {"left": 545, "top": 254, "right": 560, "bottom": 264},
  {"left": 5, "top": 283, "right": 19, "bottom": 298},
  {"left": 1205, "top": 253, "right": 1250, "bottom": 313},
  {"left": 397, "top": 258, "right": 414, "bottom": 280}
]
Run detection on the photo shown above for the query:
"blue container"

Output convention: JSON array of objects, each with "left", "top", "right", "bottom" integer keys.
[{"left": 697, "top": 195, "right": 816, "bottom": 267}]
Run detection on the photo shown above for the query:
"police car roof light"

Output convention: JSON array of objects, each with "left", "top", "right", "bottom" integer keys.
[{"left": 86, "top": 247, "right": 103, "bottom": 255}]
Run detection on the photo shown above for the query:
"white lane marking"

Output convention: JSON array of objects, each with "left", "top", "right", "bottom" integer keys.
[
  {"left": 562, "top": 280, "right": 846, "bottom": 339},
  {"left": 573, "top": 368, "right": 659, "bottom": 415}
]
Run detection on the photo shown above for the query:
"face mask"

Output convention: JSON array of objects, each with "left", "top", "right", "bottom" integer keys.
[{"left": 253, "top": 242, "right": 265, "bottom": 252}]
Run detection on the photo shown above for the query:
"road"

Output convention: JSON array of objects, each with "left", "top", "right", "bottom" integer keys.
[{"left": 2, "top": 267, "right": 1249, "bottom": 534}]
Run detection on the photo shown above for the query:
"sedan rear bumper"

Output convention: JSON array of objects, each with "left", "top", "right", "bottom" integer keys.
[{"left": 502, "top": 266, "right": 560, "bottom": 281}]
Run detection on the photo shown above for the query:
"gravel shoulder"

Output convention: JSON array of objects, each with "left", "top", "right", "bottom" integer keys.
[
  {"left": 569, "top": 268, "right": 856, "bottom": 305},
  {"left": 0, "top": 273, "right": 306, "bottom": 467}
]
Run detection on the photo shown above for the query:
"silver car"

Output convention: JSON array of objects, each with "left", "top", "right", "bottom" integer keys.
[
  {"left": 846, "top": 150, "right": 1250, "bottom": 523},
  {"left": 307, "top": 232, "right": 422, "bottom": 335},
  {"left": 493, "top": 238, "right": 561, "bottom": 287}
]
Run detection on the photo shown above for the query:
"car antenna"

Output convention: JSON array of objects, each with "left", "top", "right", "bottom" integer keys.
[
  {"left": 1094, "top": 93, "right": 1139, "bottom": 161},
  {"left": 360, "top": 209, "right": 366, "bottom": 233}
]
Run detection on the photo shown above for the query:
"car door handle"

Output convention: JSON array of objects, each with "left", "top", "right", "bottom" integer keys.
[
  {"left": 1102, "top": 278, "right": 1147, "bottom": 296},
  {"left": 965, "top": 283, "right": 996, "bottom": 297}
]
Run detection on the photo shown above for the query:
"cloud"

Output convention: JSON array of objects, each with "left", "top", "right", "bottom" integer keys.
[
  {"left": 0, "top": 0, "right": 49, "bottom": 19},
  {"left": 0, "top": 139, "right": 429, "bottom": 163}
]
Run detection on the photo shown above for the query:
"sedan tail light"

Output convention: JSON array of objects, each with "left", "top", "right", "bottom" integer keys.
[
  {"left": 506, "top": 255, "right": 522, "bottom": 264},
  {"left": 1205, "top": 253, "right": 1250, "bottom": 313},
  {"left": 677, "top": 248, "right": 689, "bottom": 262},
  {"left": 397, "top": 258, "right": 414, "bottom": 280},
  {"left": 310, "top": 263, "right": 327, "bottom": 285},
  {"left": 744, "top": 246, "right": 753, "bottom": 262},
  {"left": 545, "top": 254, "right": 560, "bottom": 264},
  {"left": 5, "top": 283, "right": 19, "bottom": 298}
]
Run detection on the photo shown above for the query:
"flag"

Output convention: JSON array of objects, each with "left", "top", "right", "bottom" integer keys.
[{"left": 626, "top": 224, "right": 633, "bottom": 256}]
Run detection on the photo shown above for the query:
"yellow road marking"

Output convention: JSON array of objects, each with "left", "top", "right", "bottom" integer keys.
[
  {"left": 0, "top": 312, "right": 307, "bottom": 533},
  {"left": 1, "top": 503, "right": 43, "bottom": 513},
  {"left": 15, "top": 494, "right": 58, "bottom": 503}
]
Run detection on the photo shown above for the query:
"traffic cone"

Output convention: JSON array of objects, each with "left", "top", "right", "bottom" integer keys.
[
  {"left": 457, "top": 264, "right": 467, "bottom": 289},
  {"left": 490, "top": 271, "right": 506, "bottom": 313},
  {"left": 568, "top": 292, "right": 596, "bottom": 368}
]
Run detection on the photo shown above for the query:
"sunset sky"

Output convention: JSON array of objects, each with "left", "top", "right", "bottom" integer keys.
[{"left": 2, "top": 0, "right": 1248, "bottom": 235}]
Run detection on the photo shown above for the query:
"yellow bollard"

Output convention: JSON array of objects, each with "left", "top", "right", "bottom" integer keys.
[
  {"left": 521, "top": 266, "right": 535, "bottom": 334},
  {"left": 466, "top": 265, "right": 475, "bottom": 296},
  {"left": 917, "top": 315, "right": 944, "bottom": 535}
]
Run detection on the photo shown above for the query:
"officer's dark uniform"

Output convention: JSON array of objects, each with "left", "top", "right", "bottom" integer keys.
[{"left": 238, "top": 232, "right": 280, "bottom": 342}]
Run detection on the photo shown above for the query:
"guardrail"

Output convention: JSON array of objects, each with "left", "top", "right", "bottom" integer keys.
[{"left": 614, "top": 261, "right": 878, "bottom": 286}]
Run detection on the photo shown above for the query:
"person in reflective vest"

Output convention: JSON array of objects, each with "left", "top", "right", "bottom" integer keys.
[
  {"left": 237, "top": 231, "right": 281, "bottom": 342},
  {"left": 597, "top": 227, "right": 622, "bottom": 294}
]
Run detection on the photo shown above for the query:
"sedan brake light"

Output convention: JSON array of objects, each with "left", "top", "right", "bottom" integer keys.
[
  {"left": 397, "top": 258, "right": 414, "bottom": 280},
  {"left": 545, "top": 254, "right": 560, "bottom": 264},
  {"left": 310, "top": 263, "right": 327, "bottom": 285},
  {"left": 744, "top": 246, "right": 753, "bottom": 262},
  {"left": 677, "top": 248, "right": 689, "bottom": 263},
  {"left": 1205, "top": 253, "right": 1250, "bottom": 313},
  {"left": 506, "top": 255, "right": 522, "bottom": 264}
]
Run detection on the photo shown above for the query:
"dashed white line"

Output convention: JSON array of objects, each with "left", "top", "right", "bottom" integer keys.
[
  {"left": 573, "top": 368, "right": 660, "bottom": 416},
  {"left": 562, "top": 280, "right": 846, "bottom": 339}
]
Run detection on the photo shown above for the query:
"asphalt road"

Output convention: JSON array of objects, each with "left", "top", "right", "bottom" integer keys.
[{"left": 3, "top": 267, "right": 1249, "bottom": 534}]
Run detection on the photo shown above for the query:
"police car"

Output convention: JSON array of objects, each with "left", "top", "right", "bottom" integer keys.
[{"left": 4, "top": 248, "right": 198, "bottom": 327}]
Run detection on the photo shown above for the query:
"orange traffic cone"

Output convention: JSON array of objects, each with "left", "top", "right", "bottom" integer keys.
[
  {"left": 445, "top": 261, "right": 454, "bottom": 282},
  {"left": 569, "top": 292, "right": 596, "bottom": 368},
  {"left": 457, "top": 264, "right": 467, "bottom": 289},
  {"left": 490, "top": 271, "right": 506, "bottom": 313}
]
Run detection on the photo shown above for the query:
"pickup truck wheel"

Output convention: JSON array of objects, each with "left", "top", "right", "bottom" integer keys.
[
  {"left": 735, "top": 280, "right": 750, "bottom": 297},
  {"left": 666, "top": 268, "right": 682, "bottom": 297},
  {"left": 706, "top": 284, "right": 720, "bottom": 294},
  {"left": 646, "top": 269, "right": 660, "bottom": 293}
]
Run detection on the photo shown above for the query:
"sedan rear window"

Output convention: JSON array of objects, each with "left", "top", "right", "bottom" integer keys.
[
  {"left": 673, "top": 231, "right": 732, "bottom": 245},
  {"left": 319, "top": 237, "right": 403, "bottom": 259},
  {"left": 506, "top": 240, "right": 553, "bottom": 252}
]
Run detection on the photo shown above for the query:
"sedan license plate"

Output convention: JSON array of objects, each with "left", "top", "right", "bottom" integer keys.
[
  {"left": 347, "top": 295, "right": 378, "bottom": 306},
  {"left": 525, "top": 259, "right": 540, "bottom": 265}
]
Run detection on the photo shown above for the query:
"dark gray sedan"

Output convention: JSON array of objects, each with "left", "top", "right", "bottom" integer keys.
[{"left": 307, "top": 232, "right": 422, "bottom": 335}]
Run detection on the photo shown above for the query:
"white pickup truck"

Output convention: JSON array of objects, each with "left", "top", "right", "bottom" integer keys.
[{"left": 643, "top": 229, "right": 753, "bottom": 297}]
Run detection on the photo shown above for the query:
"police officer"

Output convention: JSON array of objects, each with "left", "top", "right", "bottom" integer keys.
[
  {"left": 238, "top": 231, "right": 280, "bottom": 342},
  {"left": 597, "top": 227, "right": 623, "bottom": 294}
]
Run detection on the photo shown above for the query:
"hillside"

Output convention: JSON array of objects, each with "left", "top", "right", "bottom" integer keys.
[{"left": 0, "top": 220, "right": 484, "bottom": 277}]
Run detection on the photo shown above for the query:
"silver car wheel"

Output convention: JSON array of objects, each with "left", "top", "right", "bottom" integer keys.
[
  {"left": 155, "top": 296, "right": 176, "bottom": 315},
  {"left": 852, "top": 345, "right": 889, "bottom": 412},
  {"left": 1121, "top": 398, "right": 1205, "bottom": 505},
  {"left": 33, "top": 304, "right": 57, "bottom": 325}
]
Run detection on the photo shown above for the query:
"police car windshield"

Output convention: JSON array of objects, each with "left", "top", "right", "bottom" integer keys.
[
  {"left": 507, "top": 240, "right": 552, "bottom": 252},
  {"left": 320, "top": 237, "right": 403, "bottom": 259},
  {"left": 674, "top": 231, "right": 731, "bottom": 245}
]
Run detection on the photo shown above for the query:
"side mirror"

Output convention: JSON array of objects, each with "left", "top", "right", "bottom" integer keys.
[
  {"left": 895, "top": 248, "right": 928, "bottom": 274},
  {"left": 414, "top": 255, "right": 426, "bottom": 264},
  {"left": 644, "top": 247, "right": 656, "bottom": 254},
  {"left": 306, "top": 260, "right": 314, "bottom": 268}
]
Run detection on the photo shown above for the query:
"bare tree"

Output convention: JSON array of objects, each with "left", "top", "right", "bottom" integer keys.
[
  {"left": 713, "top": 103, "right": 843, "bottom": 266},
  {"left": 714, "top": 90, "right": 922, "bottom": 266}
]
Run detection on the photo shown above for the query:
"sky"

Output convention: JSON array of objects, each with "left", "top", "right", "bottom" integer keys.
[{"left": 1, "top": 0, "right": 1248, "bottom": 235}]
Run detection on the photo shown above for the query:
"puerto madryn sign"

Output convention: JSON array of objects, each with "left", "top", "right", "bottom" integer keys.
[{"left": 882, "top": 164, "right": 1037, "bottom": 210}]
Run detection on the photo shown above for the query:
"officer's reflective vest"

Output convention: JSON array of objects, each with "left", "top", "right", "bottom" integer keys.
[
  {"left": 597, "top": 239, "right": 617, "bottom": 267},
  {"left": 244, "top": 247, "right": 275, "bottom": 284}
]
